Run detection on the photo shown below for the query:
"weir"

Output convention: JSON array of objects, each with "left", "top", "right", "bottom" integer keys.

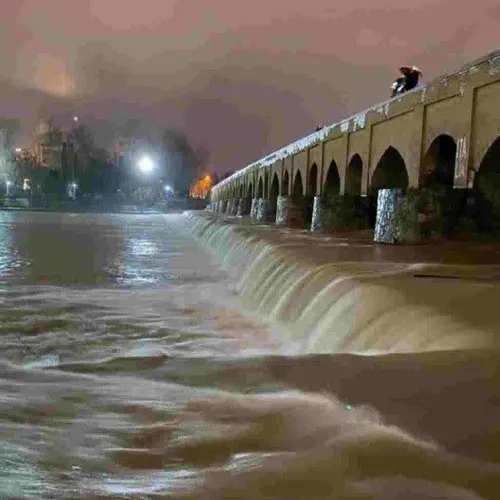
[
  {"left": 208, "top": 49, "right": 500, "bottom": 242},
  {"left": 188, "top": 213, "right": 500, "bottom": 355}
]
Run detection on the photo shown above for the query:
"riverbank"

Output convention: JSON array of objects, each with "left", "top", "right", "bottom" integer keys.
[{"left": 0, "top": 196, "right": 206, "bottom": 214}]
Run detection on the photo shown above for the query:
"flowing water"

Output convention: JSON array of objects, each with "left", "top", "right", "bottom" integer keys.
[{"left": 1, "top": 210, "right": 500, "bottom": 499}]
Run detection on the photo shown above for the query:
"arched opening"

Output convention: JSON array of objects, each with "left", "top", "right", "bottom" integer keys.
[
  {"left": 293, "top": 171, "right": 304, "bottom": 199},
  {"left": 369, "top": 146, "right": 409, "bottom": 227},
  {"left": 264, "top": 172, "right": 269, "bottom": 199},
  {"left": 372, "top": 147, "right": 409, "bottom": 190},
  {"left": 421, "top": 135, "right": 456, "bottom": 187},
  {"left": 473, "top": 137, "right": 500, "bottom": 232},
  {"left": 420, "top": 135, "right": 464, "bottom": 233},
  {"left": 247, "top": 182, "right": 253, "bottom": 200},
  {"left": 239, "top": 185, "right": 244, "bottom": 198},
  {"left": 270, "top": 173, "right": 280, "bottom": 218},
  {"left": 292, "top": 170, "right": 306, "bottom": 223},
  {"left": 308, "top": 163, "right": 318, "bottom": 196},
  {"left": 323, "top": 160, "right": 341, "bottom": 199},
  {"left": 257, "top": 177, "right": 264, "bottom": 198},
  {"left": 282, "top": 170, "right": 290, "bottom": 196},
  {"left": 345, "top": 154, "right": 363, "bottom": 196}
]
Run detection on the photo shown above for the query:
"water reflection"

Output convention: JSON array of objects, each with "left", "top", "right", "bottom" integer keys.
[
  {"left": 0, "top": 212, "right": 186, "bottom": 287},
  {"left": 0, "top": 212, "right": 25, "bottom": 275}
]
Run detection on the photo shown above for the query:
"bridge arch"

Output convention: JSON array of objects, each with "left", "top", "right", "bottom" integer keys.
[
  {"left": 247, "top": 182, "right": 254, "bottom": 200},
  {"left": 371, "top": 146, "right": 409, "bottom": 190},
  {"left": 323, "top": 159, "right": 341, "bottom": 198},
  {"left": 308, "top": 163, "right": 319, "bottom": 196},
  {"left": 293, "top": 170, "right": 304, "bottom": 199},
  {"left": 420, "top": 134, "right": 456, "bottom": 188},
  {"left": 282, "top": 170, "right": 290, "bottom": 196},
  {"left": 345, "top": 154, "right": 363, "bottom": 196},
  {"left": 264, "top": 172, "right": 269, "bottom": 198},
  {"left": 369, "top": 146, "right": 409, "bottom": 227},
  {"left": 473, "top": 136, "right": 500, "bottom": 230},
  {"left": 257, "top": 177, "right": 264, "bottom": 198}
]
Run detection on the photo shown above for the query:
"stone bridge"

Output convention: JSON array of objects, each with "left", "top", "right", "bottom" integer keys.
[{"left": 208, "top": 49, "right": 500, "bottom": 239}]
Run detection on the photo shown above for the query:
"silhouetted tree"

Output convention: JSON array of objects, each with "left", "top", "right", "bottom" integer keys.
[{"left": 161, "top": 129, "right": 200, "bottom": 195}]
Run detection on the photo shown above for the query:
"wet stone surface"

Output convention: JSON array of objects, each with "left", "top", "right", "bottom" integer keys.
[
  {"left": 311, "top": 196, "right": 325, "bottom": 232},
  {"left": 374, "top": 189, "right": 402, "bottom": 244},
  {"left": 231, "top": 199, "right": 240, "bottom": 216},
  {"left": 250, "top": 198, "right": 259, "bottom": 219},
  {"left": 237, "top": 198, "right": 249, "bottom": 216},
  {"left": 276, "top": 196, "right": 304, "bottom": 227},
  {"left": 256, "top": 198, "right": 272, "bottom": 222}
]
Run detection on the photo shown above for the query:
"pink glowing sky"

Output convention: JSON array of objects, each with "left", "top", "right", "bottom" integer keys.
[{"left": 0, "top": 0, "right": 499, "bottom": 172}]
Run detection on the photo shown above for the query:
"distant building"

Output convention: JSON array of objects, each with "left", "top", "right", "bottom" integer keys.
[{"left": 33, "top": 120, "right": 63, "bottom": 169}]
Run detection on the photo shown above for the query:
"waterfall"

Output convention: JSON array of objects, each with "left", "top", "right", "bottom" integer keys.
[{"left": 188, "top": 214, "right": 500, "bottom": 354}]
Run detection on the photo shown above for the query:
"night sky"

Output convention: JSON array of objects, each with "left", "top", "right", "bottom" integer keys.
[{"left": 1, "top": 1, "right": 499, "bottom": 173}]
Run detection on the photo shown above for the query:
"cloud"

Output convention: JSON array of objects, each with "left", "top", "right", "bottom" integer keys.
[{"left": 0, "top": 0, "right": 499, "bottom": 171}]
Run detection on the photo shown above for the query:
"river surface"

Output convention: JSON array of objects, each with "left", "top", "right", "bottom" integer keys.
[{"left": 1, "top": 210, "right": 500, "bottom": 499}]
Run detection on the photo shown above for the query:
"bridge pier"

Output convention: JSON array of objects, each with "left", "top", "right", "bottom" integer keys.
[
  {"left": 276, "top": 196, "right": 304, "bottom": 227},
  {"left": 311, "top": 196, "right": 326, "bottom": 232},
  {"left": 226, "top": 199, "right": 235, "bottom": 215},
  {"left": 374, "top": 189, "right": 420, "bottom": 244},
  {"left": 230, "top": 199, "right": 240, "bottom": 215},
  {"left": 255, "top": 198, "right": 273, "bottom": 222},
  {"left": 219, "top": 200, "right": 227, "bottom": 214},
  {"left": 310, "top": 195, "right": 369, "bottom": 232},
  {"left": 237, "top": 198, "right": 249, "bottom": 216},
  {"left": 250, "top": 198, "right": 259, "bottom": 219}
]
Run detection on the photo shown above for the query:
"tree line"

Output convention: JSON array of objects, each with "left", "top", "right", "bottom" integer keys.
[{"left": 0, "top": 117, "right": 211, "bottom": 206}]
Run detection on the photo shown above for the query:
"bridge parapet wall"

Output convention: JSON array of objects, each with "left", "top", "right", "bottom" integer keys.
[{"left": 211, "top": 49, "right": 500, "bottom": 203}]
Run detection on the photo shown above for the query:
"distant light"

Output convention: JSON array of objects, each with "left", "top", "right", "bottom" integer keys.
[
  {"left": 138, "top": 156, "right": 154, "bottom": 174},
  {"left": 73, "top": 116, "right": 79, "bottom": 122},
  {"left": 6, "top": 181, "right": 12, "bottom": 187},
  {"left": 71, "top": 182, "right": 78, "bottom": 189},
  {"left": 15, "top": 148, "right": 21, "bottom": 153},
  {"left": 164, "top": 185, "right": 172, "bottom": 192}
]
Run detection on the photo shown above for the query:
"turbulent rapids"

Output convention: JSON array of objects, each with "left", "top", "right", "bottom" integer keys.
[{"left": 0, "top": 210, "right": 499, "bottom": 499}]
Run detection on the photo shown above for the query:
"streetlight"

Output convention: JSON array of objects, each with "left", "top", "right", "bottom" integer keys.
[{"left": 138, "top": 156, "right": 154, "bottom": 174}]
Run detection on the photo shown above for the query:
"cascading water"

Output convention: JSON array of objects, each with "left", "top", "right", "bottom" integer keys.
[{"left": 188, "top": 214, "right": 500, "bottom": 355}]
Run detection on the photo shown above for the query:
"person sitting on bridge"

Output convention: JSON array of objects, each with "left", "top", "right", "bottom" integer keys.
[
  {"left": 391, "top": 66, "right": 422, "bottom": 97},
  {"left": 390, "top": 76, "right": 405, "bottom": 97}
]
